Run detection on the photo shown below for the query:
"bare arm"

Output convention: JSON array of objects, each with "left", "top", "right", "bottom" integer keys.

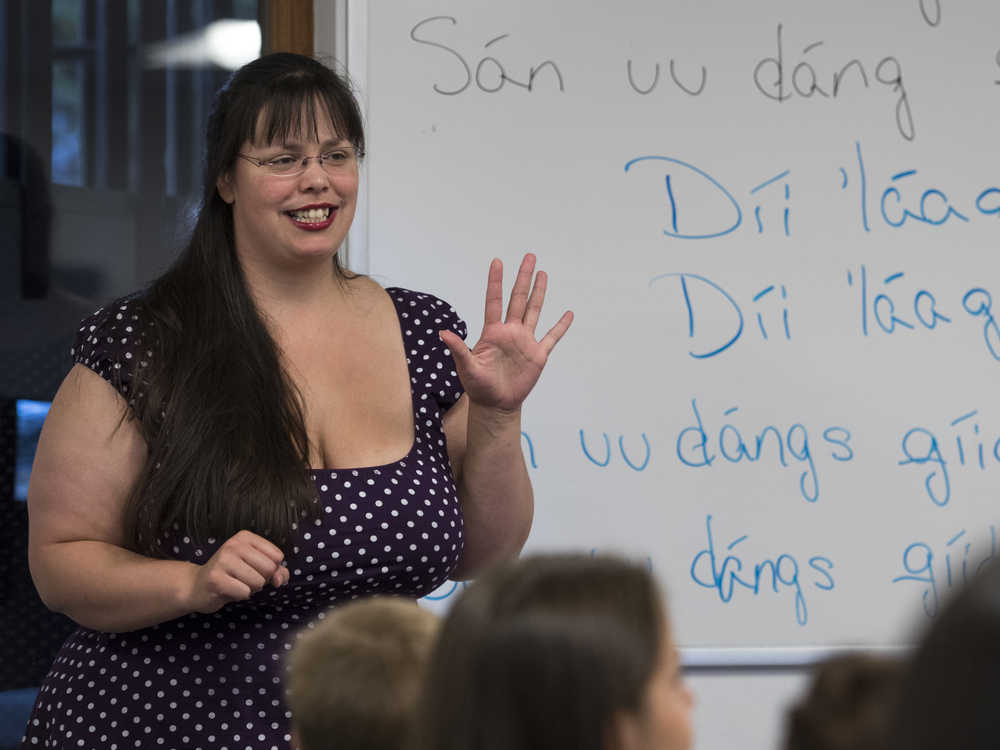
[
  {"left": 442, "top": 395, "right": 533, "bottom": 579},
  {"left": 440, "top": 255, "right": 572, "bottom": 580},
  {"left": 28, "top": 364, "right": 288, "bottom": 633}
]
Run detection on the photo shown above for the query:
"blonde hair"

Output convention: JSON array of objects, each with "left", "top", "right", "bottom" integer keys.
[{"left": 287, "top": 597, "right": 440, "bottom": 750}]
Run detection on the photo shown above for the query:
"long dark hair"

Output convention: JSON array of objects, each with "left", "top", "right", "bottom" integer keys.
[
  {"left": 122, "top": 53, "right": 365, "bottom": 556},
  {"left": 411, "top": 554, "right": 665, "bottom": 750}
]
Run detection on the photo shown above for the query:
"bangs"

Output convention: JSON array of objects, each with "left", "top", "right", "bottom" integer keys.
[{"left": 242, "top": 74, "right": 364, "bottom": 154}]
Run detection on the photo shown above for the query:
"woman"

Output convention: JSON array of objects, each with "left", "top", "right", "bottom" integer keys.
[
  {"left": 412, "top": 554, "right": 695, "bottom": 750},
  {"left": 22, "top": 53, "right": 571, "bottom": 749}
]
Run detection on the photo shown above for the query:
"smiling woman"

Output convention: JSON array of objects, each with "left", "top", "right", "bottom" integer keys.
[
  {"left": 214, "top": 84, "right": 361, "bottom": 276},
  {"left": 225, "top": 140, "right": 355, "bottom": 245},
  {"left": 21, "top": 52, "right": 572, "bottom": 750}
]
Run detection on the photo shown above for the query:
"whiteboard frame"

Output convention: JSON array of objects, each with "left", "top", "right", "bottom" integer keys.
[
  {"left": 681, "top": 645, "right": 910, "bottom": 669},
  {"left": 324, "top": 0, "right": 371, "bottom": 276}
]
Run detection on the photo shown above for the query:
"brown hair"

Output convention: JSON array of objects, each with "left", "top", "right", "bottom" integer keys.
[
  {"left": 783, "top": 652, "right": 901, "bottom": 750},
  {"left": 411, "top": 553, "right": 666, "bottom": 750},
  {"left": 287, "top": 597, "right": 439, "bottom": 750}
]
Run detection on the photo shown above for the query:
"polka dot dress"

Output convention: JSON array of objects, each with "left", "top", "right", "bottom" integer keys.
[{"left": 21, "top": 288, "right": 467, "bottom": 750}]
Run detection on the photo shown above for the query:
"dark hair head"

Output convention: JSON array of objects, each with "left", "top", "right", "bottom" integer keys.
[
  {"left": 888, "top": 558, "right": 1000, "bottom": 750},
  {"left": 783, "top": 652, "right": 901, "bottom": 750},
  {"left": 411, "top": 554, "right": 666, "bottom": 750},
  {"left": 122, "top": 54, "right": 365, "bottom": 555},
  {"left": 201, "top": 52, "right": 365, "bottom": 234}
]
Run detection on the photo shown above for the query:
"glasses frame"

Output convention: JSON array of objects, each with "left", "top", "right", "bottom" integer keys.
[{"left": 236, "top": 150, "right": 357, "bottom": 178}]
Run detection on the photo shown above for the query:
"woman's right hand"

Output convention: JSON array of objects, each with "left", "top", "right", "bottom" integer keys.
[{"left": 186, "top": 530, "right": 289, "bottom": 614}]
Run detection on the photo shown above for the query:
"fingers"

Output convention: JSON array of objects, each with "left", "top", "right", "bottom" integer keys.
[
  {"left": 221, "top": 530, "right": 287, "bottom": 593},
  {"left": 192, "top": 531, "right": 291, "bottom": 613},
  {"left": 236, "top": 546, "right": 282, "bottom": 584},
  {"left": 271, "top": 565, "right": 289, "bottom": 587},
  {"left": 484, "top": 258, "right": 504, "bottom": 325},
  {"left": 196, "top": 562, "right": 255, "bottom": 610},
  {"left": 504, "top": 253, "right": 537, "bottom": 324},
  {"left": 225, "top": 558, "right": 268, "bottom": 593},
  {"left": 523, "top": 270, "right": 547, "bottom": 333},
  {"left": 240, "top": 530, "right": 285, "bottom": 566},
  {"left": 539, "top": 310, "right": 575, "bottom": 354}
]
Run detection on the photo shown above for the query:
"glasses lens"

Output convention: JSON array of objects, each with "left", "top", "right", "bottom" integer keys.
[
  {"left": 266, "top": 157, "right": 302, "bottom": 176},
  {"left": 262, "top": 151, "right": 356, "bottom": 177}
]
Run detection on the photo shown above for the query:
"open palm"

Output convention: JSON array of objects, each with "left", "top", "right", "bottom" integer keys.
[{"left": 440, "top": 254, "right": 574, "bottom": 412}]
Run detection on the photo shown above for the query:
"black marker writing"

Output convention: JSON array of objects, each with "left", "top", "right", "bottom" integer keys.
[
  {"left": 753, "top": 24, "right": 915, "bottom": 141},
  {"left": 919, "top": 0, "right": 942, "bottom": 27},
  {"left": 410, "top": 16, "right": 565, "bottom": 96},
  {"left": 626, "top": 58, "right": 708, "bottom": 96}
]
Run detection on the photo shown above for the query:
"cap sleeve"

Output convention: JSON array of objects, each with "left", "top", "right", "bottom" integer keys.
[
  {"left": 387, "top": 287, "right": 468, "bottom": 413},
  {"left": 429, "top": 296, "right": 467, "bottom": 412},
  {"left": 70, "top": 294, "right": 150, "bottom": 402}
]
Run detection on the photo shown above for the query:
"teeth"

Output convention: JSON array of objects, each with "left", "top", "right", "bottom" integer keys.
[{"left": 289, "top": 207, "right": 332, "bottom": 222}]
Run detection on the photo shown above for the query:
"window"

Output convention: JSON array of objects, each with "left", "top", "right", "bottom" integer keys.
[{"left": 1, "top": 0, "right": 261, "bottom": 304}]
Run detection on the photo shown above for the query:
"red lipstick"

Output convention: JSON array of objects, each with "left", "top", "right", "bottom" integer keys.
[{"left": 286, "top": 204, "right": 336, "bottom": 231}]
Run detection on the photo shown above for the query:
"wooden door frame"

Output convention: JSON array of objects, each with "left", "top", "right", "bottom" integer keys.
[{"left": 261, "top": 0, "right": 314, "bottom": 55}]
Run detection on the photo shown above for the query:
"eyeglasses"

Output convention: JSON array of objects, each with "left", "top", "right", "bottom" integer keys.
[{"left": 237, "top": 148, "right": 358, "bottom": 177}]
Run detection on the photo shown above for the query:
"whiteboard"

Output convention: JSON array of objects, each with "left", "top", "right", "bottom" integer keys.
[{"left": 343, "top": 0, "right": 1000, "bottom": 657}]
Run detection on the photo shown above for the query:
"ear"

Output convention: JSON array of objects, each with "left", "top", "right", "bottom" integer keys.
[{"left": 217, "top": 171, "right": 235, "bottom": 204}]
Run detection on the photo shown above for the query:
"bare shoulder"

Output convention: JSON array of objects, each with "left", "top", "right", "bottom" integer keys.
[
  {"left": 341, "top": 275, "right": 401, "bottom": 326},
  {"left": 28, "top": 363, "right": 146, "bottom": 548},
  {"left": 344, "top": 274, "right": 393, "bottom": 302}
]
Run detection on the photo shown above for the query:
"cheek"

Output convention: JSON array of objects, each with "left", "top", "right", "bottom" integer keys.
[
  {"left": 233, "top": 174, "right": 292, "bottom": 206},
  {"left": 662, "top": 687, "right": 694, "bottom": 750},
  {"left": 645, "top": 682, "right": 693, "bottom": 750},
  {"left": 257, "top": 182, "right": 294, "bottom": 204},
  {"left": 335, "top": 172, "right": 360, "bottom": 200}
]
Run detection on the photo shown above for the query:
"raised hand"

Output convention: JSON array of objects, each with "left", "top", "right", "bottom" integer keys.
[
  {"left": 440, "top": 254, "right": 573, "bottom": 412},
  {"left": 185, "top": 530, "right": 289, "bottom": 614}
]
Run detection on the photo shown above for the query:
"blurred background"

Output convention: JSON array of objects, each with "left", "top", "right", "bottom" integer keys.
[{"left": 0, "top": 2, "right": 319, "bottom": 745}]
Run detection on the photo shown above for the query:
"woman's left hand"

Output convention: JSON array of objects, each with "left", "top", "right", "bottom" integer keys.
[{"left": 439, "top": 254, "right": 574, "bottom": 412}]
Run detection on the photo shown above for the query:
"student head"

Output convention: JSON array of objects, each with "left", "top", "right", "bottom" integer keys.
[
  {"left": 286, "top": 596, "right": 440, "bottom": 750},
  {"left": 782, "top": 652, "right": 901, "bottom": 750},
  {"left": 887, "top": 557, "right": 1000, "bottom": 750},
  {"left": 413, "top": 553, "right": 694, "bottom": 750}
]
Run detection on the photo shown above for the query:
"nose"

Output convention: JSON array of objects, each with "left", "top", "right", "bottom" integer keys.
[{"left": 297, "top": 156, "right": 330, "bottom": 191}]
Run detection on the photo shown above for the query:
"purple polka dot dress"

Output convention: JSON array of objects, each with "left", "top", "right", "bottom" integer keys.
[{"left": 22, "top": 288, "right": 467, "bottom": 750}]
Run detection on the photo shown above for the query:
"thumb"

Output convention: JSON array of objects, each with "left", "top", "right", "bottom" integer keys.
[{"left": 439, "top": 330, "right": 473, "bottom": 372}]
